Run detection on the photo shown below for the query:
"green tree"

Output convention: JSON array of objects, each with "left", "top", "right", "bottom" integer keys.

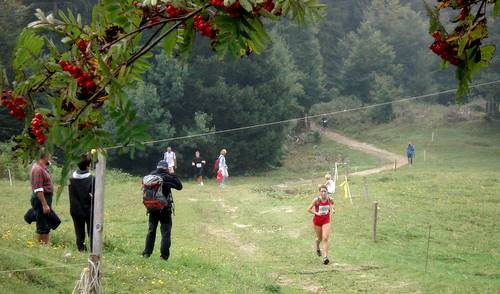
[
  {"left": 337, "top": 21, "right": 403, "bottom": 105},
  {"left": 277, "top": 21, "right": 327, "bottom": 110},
  {"left": 363, "top": 0, "right": 449, "bottom": 95},
  {"left": 369, "top": 74, "right": 402, "bottom": 123},
  {"left": 317, "top": 0, "right": 367, "bottom": 90}
]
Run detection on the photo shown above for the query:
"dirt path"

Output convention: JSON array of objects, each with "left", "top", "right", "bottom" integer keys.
[{"left": 310, "top": 122, "right": 407, "bottom": 176}]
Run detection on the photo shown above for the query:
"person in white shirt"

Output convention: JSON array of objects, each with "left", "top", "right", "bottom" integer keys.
[
  {"left": 324, "top": 174, "right": 335, "bottom": 197},
  {"left": 163, "top": 146, "right": 177, "bottom": 174},
  {"left": 218, "top": 149, "right": 228, "bottom": 188}
]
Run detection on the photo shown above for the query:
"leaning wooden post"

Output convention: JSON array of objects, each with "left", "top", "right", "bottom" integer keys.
[
  {"left": 363, "top": 177, "right": 369, "bottom": 200},
  {"left": 393, "top": 159, "right": 397, "bottom": 171},
  {"left": 431, "top": 131, "right": 435, "bottom": 142},
  {"left": 7, "top": 168, "right": 12, "bottom": 187},
  {"left": 90, "top": 151, "right": 106, "bottom": 293},
  {"left": 423, "top": 149, "right": 426, "bottom": 162},
  {"left": 425, "top": 224, "right": 432, "bottom": 273},
  {"left": 372, "top": 201, "right": 378, "bottom": 242}
]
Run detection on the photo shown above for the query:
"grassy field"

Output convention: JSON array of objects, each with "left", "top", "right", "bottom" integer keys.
[{"left": 0, "top": 106, "right": 499, "bottom": 293}]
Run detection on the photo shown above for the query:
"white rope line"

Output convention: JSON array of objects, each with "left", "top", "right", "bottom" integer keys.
[
  {"left": 0, "top": 246, "right": 68, "bottom": 267},
  {"left": 0, "top": 263, "right": 86, "bottom": 274},
  {"left": 103, "top": 79, "right": 500, "bottom": 151}
]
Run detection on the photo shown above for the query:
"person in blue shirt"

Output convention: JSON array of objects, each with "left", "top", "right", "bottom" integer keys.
[{"left": 406, "top": 142, "right": 415, "bottom": 166}]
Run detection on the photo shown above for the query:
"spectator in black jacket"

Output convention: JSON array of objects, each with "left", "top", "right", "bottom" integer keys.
[
  {"left": 142, "top": 160, "right": 183, "bottom": 260},
  {"left": 68, "top": 155, "right": 94, "bottom": 252}
]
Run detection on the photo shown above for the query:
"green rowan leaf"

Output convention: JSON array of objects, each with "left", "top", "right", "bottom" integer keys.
[{"left": 239, "top": 0, "right": 253, "bottom": 12}]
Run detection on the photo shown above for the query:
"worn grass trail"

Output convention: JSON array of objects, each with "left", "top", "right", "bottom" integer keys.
[{"left": 1, "top": 116, "right": 499, "bottom": 293}]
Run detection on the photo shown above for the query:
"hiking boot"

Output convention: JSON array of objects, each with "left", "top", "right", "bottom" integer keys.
[
  {"left": 323, "top": 257, "right": 329, "bottom": 265},
  {"left": 316, "top": 249, "right": 321, "bottom": 257},
  {"left": 160, "top": 255, "right": 169, "bottom": 261},
  {"left": 142, "top": 253, "right": 150, "bottom": 259}
]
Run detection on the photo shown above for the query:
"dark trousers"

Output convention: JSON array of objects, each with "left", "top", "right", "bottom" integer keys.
[
  {"left": 143, "top": 209, "right": 172, "bottom": 258},
  {"left": 71, "top": 214, "right": 92, "bottom": 251}
]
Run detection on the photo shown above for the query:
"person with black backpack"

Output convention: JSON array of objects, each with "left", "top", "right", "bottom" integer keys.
[{"left": 142, "top": 160, "right": 182, "bottom": 260}]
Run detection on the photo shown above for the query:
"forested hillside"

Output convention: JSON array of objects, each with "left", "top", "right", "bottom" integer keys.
[{"left": 1, "top": 0, "right": 498, "bottom": 175}]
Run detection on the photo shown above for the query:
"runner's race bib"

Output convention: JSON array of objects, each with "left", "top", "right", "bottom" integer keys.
[
  {"left": 196, "top": 163, "right": 202, "bottom": 168},
  {"left": 318, "top": 205, "right": 329, "bottom": 216}
]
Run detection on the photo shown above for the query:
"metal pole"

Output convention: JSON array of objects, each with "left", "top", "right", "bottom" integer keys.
[{"left": 431, "top": 132, "right": 434, "bottom": 142}]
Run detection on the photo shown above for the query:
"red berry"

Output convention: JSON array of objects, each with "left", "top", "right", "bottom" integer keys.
[
  {"left": 432, "top": 31, "right": 441, "bottom": 41},
  {"left": 84, "top": 81, "right": 96, "bottom": 90},
  {"left": 77, "top": 77, "right": 86, "bottom": 87},
  {"left": 34, "top": 113, "right": 43, "bottom": 120},
  {"left": 77, "top": 39, "right": 88, "bottom": 52},
  {"left": 13, "top": 97, "right": 27, "bottom": 107},
  {"left": 32, "top": 120, "right": 41, "bottom": 128},
  {"left": 58, "top": 60, "right": 67, "bottom": 68}
]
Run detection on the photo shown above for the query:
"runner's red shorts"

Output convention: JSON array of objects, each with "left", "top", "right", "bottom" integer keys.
[{"left": 313, "top": 215, "right": 330, "bottom": 227}]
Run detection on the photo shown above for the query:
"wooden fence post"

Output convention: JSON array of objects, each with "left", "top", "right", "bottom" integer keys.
[
  {"left": 372, "top": 201, "right": 378, "bottom": 242},
  {"left": 425, "top": 224, "right": 432, "bottom": 273},
  {"left": 363, "top": 177, "right": 369, "bottom": 200},
  {"left": 90, "top": 151, "right": 106, "bottom": 293},
  {"left": 8, "top": 168, "right": 12, "bottom": 187}
]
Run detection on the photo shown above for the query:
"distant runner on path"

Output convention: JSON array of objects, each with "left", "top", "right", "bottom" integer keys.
[
  {"left": 307, "top": 185, "right": 336, "bottom": 265},
  {"left": 406, "top": 142, "right": 415, "bottom": 166},
  {"left": 324, "top": 174, "right": 335, "bottom": 198}
]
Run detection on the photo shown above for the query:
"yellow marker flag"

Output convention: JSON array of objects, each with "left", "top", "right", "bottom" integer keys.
[{"left": 338, "top": 176, "right": 353, "bottom": 204}]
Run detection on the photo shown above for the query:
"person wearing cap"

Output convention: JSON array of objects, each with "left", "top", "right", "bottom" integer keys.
[
  {"left": 68, "top": 155, "right": 94, "bottom": 252},
  {"left": 142, "top": 160, "right": 183, "bottom": 260},
  {"left": 30, "top": 150, "right": 53, "bottom": 245}
]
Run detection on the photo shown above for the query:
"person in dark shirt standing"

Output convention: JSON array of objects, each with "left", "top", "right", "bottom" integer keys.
[
  {"left": 31, "top": 150, "right": 53, "bottom": 245},
  {"left": 143, "top": 160, "right": 183, "bottom": 260},
  {"left": 191, "top": 150, "right": 206, "bottom": 186},
  {"left": 68, "top": 155, "right": 94, "bottom": 252}
]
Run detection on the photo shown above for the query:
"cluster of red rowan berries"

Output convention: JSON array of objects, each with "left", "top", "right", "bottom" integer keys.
[
  {"left": 194, "top": 16, "right": 216, "bottom": 39},
  {"left": 1, "top": 90, "right": 27, "bottom": 121},
  {"left": 31, "top": 113, "right": 49, "bottom": 145},
  {"left": 166, "top": 4, "right": 189, "bottom": 18},
  {"left": 58, "top": 60, "right": 97, "bottom": 93},
  {"left": 429, "top": 31, "right": 461, "bottom": 66}
]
